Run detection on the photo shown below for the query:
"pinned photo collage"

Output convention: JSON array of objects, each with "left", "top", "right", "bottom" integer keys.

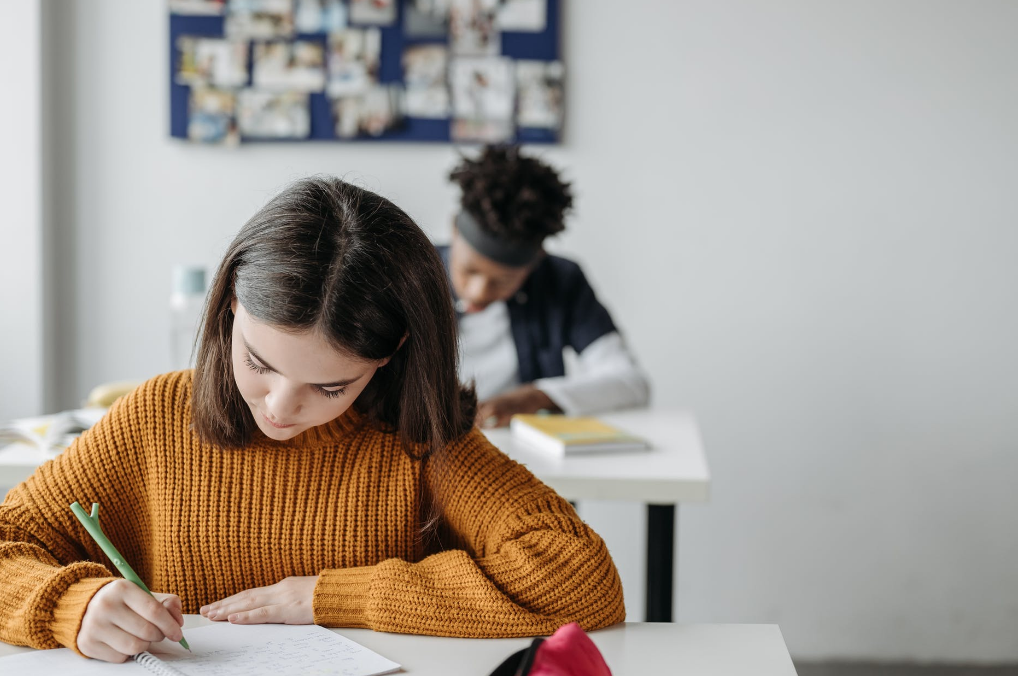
[
  {"left": 171, "top": 0, "right": 561, "bottom": 144},
  {"left": 399, "top": 0, "right": 561, "bottom": 142}
]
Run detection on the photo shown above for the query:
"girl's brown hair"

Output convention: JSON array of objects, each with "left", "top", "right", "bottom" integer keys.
[{"left": 191, "top": 176, "right": 476, "bottom": 458}]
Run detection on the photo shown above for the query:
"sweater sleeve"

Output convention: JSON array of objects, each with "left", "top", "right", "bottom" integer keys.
[
  {"left": 0, "top": 383, "right": 152, "bottom": 651},
  {"left": 533, "top": 259, "right": 651, "bottom": 414},
  {"left": 535, "top": 331, "right": 651, "bottom": 415},
  {"left": 313, "top": 429, "right": 626, "bottom": 637}
]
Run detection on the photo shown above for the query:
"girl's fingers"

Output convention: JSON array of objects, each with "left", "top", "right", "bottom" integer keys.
[
  {"left": 205, "top": 587, "right": 272, "bottom": 620},
  {"left": 102, "top": 622, "right": 154, "bottom": 658},
  {"left": 78, "top": 630, "right": 130, "bottom": 664},
  {"left": 81, "top": 639, "right": 130, "bottom": 664},
  {"left": 161, "top": 596, "right": 185, "bottom": 626},
  {"left": 122, "top": 589, "right": 183, "bottom": 642},
  {"left": 207, "top": 599, "right": 255, "bottom": 620},
  {"left": 226, "top": 604, "right": 281, "bottom": 625},
  {"left": 110, "top": 607, "right": 168, "bottom": 645},
  {"left": 165, "top": 604, "right": 184, "bottom": 627},
  {"left": 153, "top": 592, "right": 185, "bottom": 627},
  {"left": 202, "top": 589, "right": 253, "bottom": 616}
]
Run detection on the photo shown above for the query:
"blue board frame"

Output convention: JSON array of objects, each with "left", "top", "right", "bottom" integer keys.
[{"left": 169, "top": 0, "right": 561, "bottom": 144}]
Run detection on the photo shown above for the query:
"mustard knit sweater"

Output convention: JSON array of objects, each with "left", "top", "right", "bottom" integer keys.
[{"left": 0, "top": 371, "right": 625, "bottom": 651}]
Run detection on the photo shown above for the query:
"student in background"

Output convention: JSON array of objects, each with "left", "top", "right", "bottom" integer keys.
[
  {"left": 441, "top": 146, "right": 650, "bottom": 428},
  {"left": 0, "top": 177, "right": 624, "bottom": 663}
]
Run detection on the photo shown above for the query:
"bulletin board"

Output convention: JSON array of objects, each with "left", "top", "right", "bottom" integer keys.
[{"left": 169, "top": 0, "right": 562, "bottom": 145}]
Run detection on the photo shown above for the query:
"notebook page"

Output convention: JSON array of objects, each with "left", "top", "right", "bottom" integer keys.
[{"left": 148, "top": 624, "right": 400, "bottom": 676}]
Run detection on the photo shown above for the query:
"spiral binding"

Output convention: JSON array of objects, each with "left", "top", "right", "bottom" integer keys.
[{"left": 133, "top": 651, "right": 188, "bottom": 676}]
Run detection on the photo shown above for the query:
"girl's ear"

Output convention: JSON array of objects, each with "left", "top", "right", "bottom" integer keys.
[{"left": 230, "top": 296, "right": 238, "bottom": 314}]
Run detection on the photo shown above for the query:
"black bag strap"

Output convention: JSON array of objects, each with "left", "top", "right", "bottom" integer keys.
[{"left": 487, "top": 637, "right": 546, "bottom": 676}]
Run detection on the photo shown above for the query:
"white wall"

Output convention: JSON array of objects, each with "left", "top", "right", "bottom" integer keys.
[
  {"left": 0, "top": 1, "right": 44, "bottom": 419},
  {"left": 33, "top": 0, "right": 1018, "bottom": 661}
]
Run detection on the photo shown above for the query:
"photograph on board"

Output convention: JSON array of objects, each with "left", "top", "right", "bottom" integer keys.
[
  {"left": 349, "top": 0, "right": 397, "bottom": 26},
  {"left": 451, "top": 118, "right": 513, "bottom": 143},
  {"left": 225, "top": 0, "right": 295, "bottom": 39},
  {"left": 326, "top": 28, "right": 381, "bottom": 97},
  {"left": 403, "top": 0, "right": 449, "bottom": 38},
  {"left": 449, "top": 0, "right": 499, "bottom": 55},
  {"left": 450, "top": 56, "right": 514, "bottom": 142},
  {"left": 188, "top": 87, "right": 239, "bottom": 145},
  {"left": 169, "top": 0, "right": 226, "bottom": 15},
  {"left": 253, "top": 40, "right": 327, "bottom": 92},
  {"left": 496, "top": 0, "right": 546, "bottom": 32},
  {"left": 176, "top": 37, "right": 249, "bottom": 87},
  {"left": 294, "top": 0, "right": 347, "bottom": 33},
  {"left": 450, "top": 56, "right": 514, "bottom": 121},
  {"left": 237, "top": 90, "right": 311, "bottom": 138},
  {"left": 403, "top": 44, "right": 450, "bottom": 118},
  {"left": 332, "top": 85, "right": 405, "bottom": 138},
  {"left": 515, "top": 60, "right": 563, "bottom": 128}
]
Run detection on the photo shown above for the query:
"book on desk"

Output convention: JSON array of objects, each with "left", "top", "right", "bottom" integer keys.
[
  {"left": 0, "top": 408, "right": 106, "bottom": 457},
  {"left": 510, "top": 414, "right": 651, "bottom": 456}
]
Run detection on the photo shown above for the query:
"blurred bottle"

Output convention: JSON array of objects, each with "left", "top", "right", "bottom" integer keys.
[{"left": 170, "top": 265, "right": 207, "bottom": 372}]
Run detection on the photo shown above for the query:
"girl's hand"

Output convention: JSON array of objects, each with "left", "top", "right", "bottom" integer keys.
[
  {"left": 200, "top": 576, "right": 318, "bottom": 625},
  {"left": 78, "top": 580, "right": 184, "bottom": 663}
]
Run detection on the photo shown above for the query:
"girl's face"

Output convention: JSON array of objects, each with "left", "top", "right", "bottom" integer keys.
[{"left": 230, "top": 299, "right": 388, "bottom": 442}]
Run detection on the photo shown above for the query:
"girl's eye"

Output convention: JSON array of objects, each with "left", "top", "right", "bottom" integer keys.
[
  {"left": 244, "top": 355, "right": 270, "bottom": 374},
  {"left": 245, "top": 353, "right": 345, "bottom": 398}
]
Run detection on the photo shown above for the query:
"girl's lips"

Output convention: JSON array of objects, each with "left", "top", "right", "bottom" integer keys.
[{"left": 263, "top": 414, "right": 295, "bottom": 429}]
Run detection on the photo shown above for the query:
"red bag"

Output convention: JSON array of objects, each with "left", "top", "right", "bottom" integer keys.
[{"left": 488, "top": 623, "right": 613, "bottom": 676}]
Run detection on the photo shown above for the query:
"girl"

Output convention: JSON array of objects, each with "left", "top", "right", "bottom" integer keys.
[{"left": 0, "top": 177, "right": 625, "bottom": 663}]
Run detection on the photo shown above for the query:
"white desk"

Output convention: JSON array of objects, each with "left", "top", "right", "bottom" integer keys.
[
  {"left": 1, "top": 408, "right": 710, "bottom": 623},
  {"left": 0, "top": 616, "right": 795, "bottom": 675},
  {"left": 484, "top": 408, "right": 710, "bottom": 622},
  {"left": 482, "top": 409, "right": 709, "bottom": 503}
]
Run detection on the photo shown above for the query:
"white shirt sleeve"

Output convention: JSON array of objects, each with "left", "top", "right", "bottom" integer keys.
[{"left": 533, "top": 332, "right": 651, "bottom": 416}]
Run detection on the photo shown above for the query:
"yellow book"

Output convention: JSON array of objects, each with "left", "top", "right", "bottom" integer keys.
[{"left": 510, "top": 414, "right": 650, "bottom": 456}]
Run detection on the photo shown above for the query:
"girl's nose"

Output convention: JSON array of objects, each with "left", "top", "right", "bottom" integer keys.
[{"left": 264, "top": 386, "right": 302, "bottom": 420}]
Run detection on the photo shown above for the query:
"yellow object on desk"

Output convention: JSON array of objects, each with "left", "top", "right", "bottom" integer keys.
[
  {"left": 510, "top": 414, "right": 651, "bottom": 456},
  {"left": 85, "top": 380, "right": 142, "bottom": 408}
]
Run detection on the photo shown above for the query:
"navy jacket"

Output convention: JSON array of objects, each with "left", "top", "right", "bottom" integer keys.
[{"left": 438, "top": 246, "right": 617, "bottom": 383}]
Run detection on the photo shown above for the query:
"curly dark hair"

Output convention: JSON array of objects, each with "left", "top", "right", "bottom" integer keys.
[{"left": 449, "top": 145, "right": 573, "bottom": 243}]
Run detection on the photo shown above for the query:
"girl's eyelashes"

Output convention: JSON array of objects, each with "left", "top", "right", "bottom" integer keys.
[
  {"left": 244, "top": 354, "right": 270, "bottom": 374},
  {"left": 246, "top": 353, "right": 347, "bottom": 399}
]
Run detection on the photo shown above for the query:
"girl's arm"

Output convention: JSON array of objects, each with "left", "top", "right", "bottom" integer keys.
[
  {"left": 312, "top": 428, "right": 626, "bottom": 637},
  {"left": 0, "top": 386, "right": 149, "bottom": 651}
]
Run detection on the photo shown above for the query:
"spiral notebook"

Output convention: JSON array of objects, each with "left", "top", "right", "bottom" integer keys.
[{"left": 1, "top": 623, "right": 401, "bottom": 676}]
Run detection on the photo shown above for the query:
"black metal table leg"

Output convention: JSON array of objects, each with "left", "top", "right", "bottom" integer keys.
[{"left": 645, "top": 504, "right": 675, "bottom": 622}]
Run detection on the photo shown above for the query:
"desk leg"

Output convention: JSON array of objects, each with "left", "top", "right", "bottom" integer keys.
[{"left": 645, "top": 504, "right": 675, "bottom": 622}]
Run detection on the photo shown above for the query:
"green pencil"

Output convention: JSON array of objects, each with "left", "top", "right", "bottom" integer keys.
[{"left": 70, "top": 502, "right": 191, "bottom": 652}]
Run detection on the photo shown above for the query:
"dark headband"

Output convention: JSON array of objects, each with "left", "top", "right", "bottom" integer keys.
[{"left": 455, "top": 211, "right": 542, "bottom": 268}]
